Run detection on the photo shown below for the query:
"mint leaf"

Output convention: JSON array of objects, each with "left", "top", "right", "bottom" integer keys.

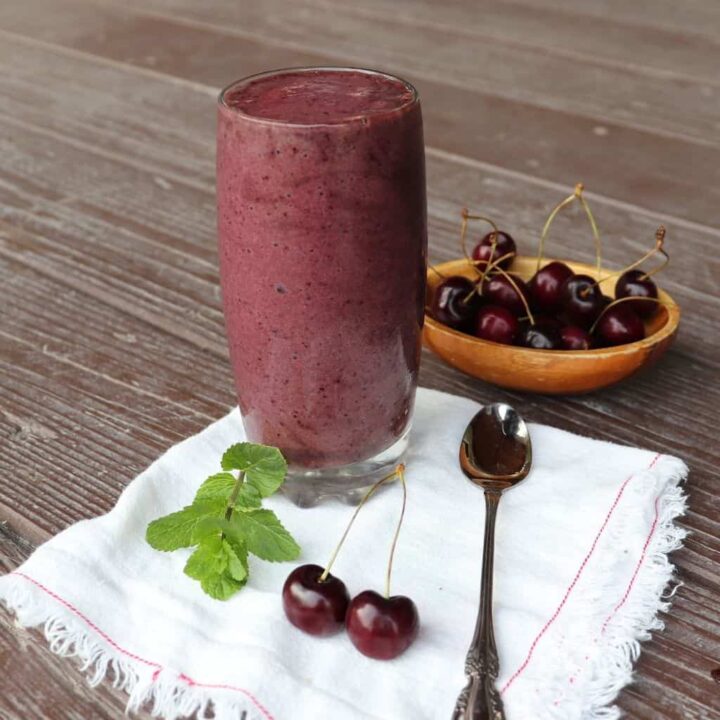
[
  {"left": 183, "top": 535, "right": 247, "bottom": 600},
  {"left": 223, "top": 538, "right": 248, "bottom": 582},
  {"left": 235, "top": 483, "right": 262, "bottom": 509},
  {"left": 189, "top": 516, "right": 225, "bottom": 544},
  {"left": 188, "top": 518, "right": 249, "bottom": 582},
  {"left": 184, "top": 535, "right": 224, "bottom": 579},
  {"left": 202, "top": 573, "right": 246, "bottom": 600},
  {"left": 193, "top": 472, "right": 236, "bottom": 504},
  {"left": 221, "top": 443, "right": 287, "bottom": 497},
  {"left": 232, "top": 509, "right": 300, "bottom": 562},
  {"left": 146, "top": 506, "right": 202, "bottom": 551}
]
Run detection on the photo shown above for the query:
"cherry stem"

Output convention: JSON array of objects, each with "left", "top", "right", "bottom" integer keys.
[
  {"left": 484, "top": 262, "right": 535, "bottom": 325},
  {"left": 589, "top": 295, "right": 670, "bottom": 335},
  {"left": 460, "top": 252, "right": 514, "bottom": 306},
  {"left": 642, "top": 226, "right": 669, "bottom": 280},
  {"left": 535, "top": 183, "right": 602, "bottom": 280},
  {"left": 460, "top": 284, "right": 480, "bottom": 306},
  {"left": 385, "top": 464, "right": 407, "bottom": 599},
  {"left": 576, "top": 188, "right": 603, "bottom": 281},
  {"left": 319, "top": 464, "right": 405, "bottom": 583},
  {"left": 460, "top": 209, "right": 501, "bottom": 278},
  {"left": 535, "top": 190, "right": 577, "bottom": 274},
  {"left": 429, "top": 264, "right": 447, "bottom": 281},
  {"left": 595, "top": 225, "right": 668, "bottom": 285}
]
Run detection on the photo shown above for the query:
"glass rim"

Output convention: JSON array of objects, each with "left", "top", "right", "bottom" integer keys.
[{"left": 217, "top": 66, "right": 420, "bottom": 128}]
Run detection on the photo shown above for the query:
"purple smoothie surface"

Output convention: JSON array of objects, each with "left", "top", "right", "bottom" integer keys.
[{"left": 222, "top": 69, "right": 415, "bottom": 125}]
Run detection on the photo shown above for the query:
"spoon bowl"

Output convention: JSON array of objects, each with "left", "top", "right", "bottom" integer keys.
[{"left": 460, "top": 404, "right": 532, "bottom": 488}]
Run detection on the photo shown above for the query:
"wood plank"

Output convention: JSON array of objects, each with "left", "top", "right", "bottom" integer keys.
[
  {"left": 118, "top": 0, "right": 720, "bottom": 132},
  {"left": 499, "top": 0, "right": 720, "bottom": 39},
  {"left": 258, "top": 0, "right": 720, "bottom": 85},
  {"left": 0, "top": 263, "right": 234, "bottom": 539},
  {"left": 1, "top": 3, "right": 720, "bottom": 226},
  {"left": 0, "top": 31, "right": 716, "bottom": 269}
]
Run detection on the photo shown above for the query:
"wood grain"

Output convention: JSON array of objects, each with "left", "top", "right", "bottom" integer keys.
[
  {"left": 0, "top": 1, "right": 719, "bottom": 225},
  {"left": 0, "top": 0, "right": 718, "bottom": 718}
]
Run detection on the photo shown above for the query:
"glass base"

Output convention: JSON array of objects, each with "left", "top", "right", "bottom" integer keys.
[{"left": 280, "top": 426, "right": 410, "bottom": 507}]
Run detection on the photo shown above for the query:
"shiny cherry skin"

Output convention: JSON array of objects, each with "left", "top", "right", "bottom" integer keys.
[
  {"left": 528, "top": 261, "right": 574, "bottom": 313},
  {"left": 517, "top": 319, "right": 562, "bottom": 349},
  {"left": 282, "top": 564, "right": 350, "bottom": 636},
  {"left": 431, "top": 276, "right": 481, "bottom": 331},
  {"left": 346, "top": 590, "right": 419, "bottom": 660},
  {"left": 472, "top": 231, "right": 516, "bottom": 270},
  {"left": 481, "top": 274, "right": 529, "bottom": 316},
  {"left": 596, "top": 305, "right": 645, "bottom": 346},
  {"left": 476, "top": 305, "right": 519, "bottom": 345},
  {"left": 560, "top": 325, "right": 592, "bottom": 350},
  {"left": 561, "top": 274, "right": 604, "bottom": 327},
  {"left": 615, "top": 270, "right": 658, "bottom": 318}
]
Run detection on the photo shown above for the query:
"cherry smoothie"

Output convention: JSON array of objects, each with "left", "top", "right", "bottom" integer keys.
[{"left": 217, "top": 68, "right": 426, "bottom": 496}]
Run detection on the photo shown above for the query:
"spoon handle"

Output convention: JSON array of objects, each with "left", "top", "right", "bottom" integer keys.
[{"left": 451, "top": 489, "right": 505, "bottom": 720}]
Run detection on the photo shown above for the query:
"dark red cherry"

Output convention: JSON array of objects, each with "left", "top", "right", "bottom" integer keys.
[
  {"left": 282, "top": 564, "right": 350, "bottom": 636},
  {"left": 472, "top": 231, "right": 516, "bottom": 270},
  {"left": 517, "top": 320, "right": 562, "bottom": 349},
  {"left": 561, "top": 274, "right": 604, "bottom": 327},
  {"left": 346, "top": 590, "right": 419, "bottom": 660},
  {"left": 476, "top": 305, "right": 519, "bottom": 345},
  {"left": 481, "top": 274, "right": 529, "bottom": 316},
  {"left": 615, "top": 270, "right": 659, "bottom": 318},
  {"left": 560, "top": 325, "right": 591, "bottom": 350},
  {"left": 431, "top": 276, "right": 481, "bottom": 331},
  {"left": 528, "top": 262, "right": 574, "bottom": 313},
  {"left": 596, "top": 305, "right": 645, "bottom": 346}
]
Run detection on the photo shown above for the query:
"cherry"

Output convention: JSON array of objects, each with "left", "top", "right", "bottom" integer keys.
[
  {"left": 560, "top": 325, "right": 591, "bottom": 350},
  {"left": 615, "top": 270, "right": 659, "bottom": 318},
  {"left": 595, "top": 305, "right": 645, "bottom": 346},
  {"left": 517, "top": 319, "right": 561, "bottom": 349},
  {"left": 528, "top": 261, "right": 574, "bottom": 313},
  {"left": 431, "top": 276, "right": 481, "bottom": 331},
  {"left": 472, "top": 231, "right": 516, "bottom": 270},
  {"left": 561, "top": 274, "right": 604, "bottom": 327},
  {"left": 346, "top": 590, "right": 419, "bottom": 660},
  {"left": 481, "top": 274, "right": 529, "bottom": 316},
  {"left": 476, "top": 305, "right": 519, "bottom": 345},
  {"left": 282, "top": 564, "right": 350, "bottom": 636}
]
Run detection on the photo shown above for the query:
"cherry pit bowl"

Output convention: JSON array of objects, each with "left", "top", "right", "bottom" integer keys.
[{"left": 423, "top": 256, "right": 680, "bottom": 394}]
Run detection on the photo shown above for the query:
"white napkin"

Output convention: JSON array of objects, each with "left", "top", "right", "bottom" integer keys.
[{"left": 0, "top": 387, "right": 686, "bottom": 720}]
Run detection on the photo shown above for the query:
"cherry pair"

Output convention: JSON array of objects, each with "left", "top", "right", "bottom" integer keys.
[{"left": 281, "top": 466, "right": 419, "bottom": 660}]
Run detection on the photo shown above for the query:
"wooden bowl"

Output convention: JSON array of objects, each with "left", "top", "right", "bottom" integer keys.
[{"left": 424, "top": 256, "right": 680, "bottom": 394}]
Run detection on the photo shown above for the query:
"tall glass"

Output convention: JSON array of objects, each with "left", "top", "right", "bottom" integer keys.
[{"left": 216, "top": 67, "right": 427, "bottom": 505}]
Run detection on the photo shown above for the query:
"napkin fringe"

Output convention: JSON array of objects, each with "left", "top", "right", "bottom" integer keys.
[
  {"left": 0, "top": 574, "right": 268, "bottom": 720},
  {"left": 584, "top": 456, "right": 688, "bottom": 719}
]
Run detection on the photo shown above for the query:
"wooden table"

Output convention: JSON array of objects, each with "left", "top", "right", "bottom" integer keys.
[{"left": 0, "top": 1, "right": 718, "bottom": 718}]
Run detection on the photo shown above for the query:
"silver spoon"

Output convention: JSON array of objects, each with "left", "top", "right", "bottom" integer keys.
[{"left": 452, "top": 403, "right": 532, "bottom": 720}]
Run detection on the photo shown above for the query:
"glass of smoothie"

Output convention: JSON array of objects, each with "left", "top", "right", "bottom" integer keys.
[{"left": 217, "top": 67, "right": 427, "bottom": 506}]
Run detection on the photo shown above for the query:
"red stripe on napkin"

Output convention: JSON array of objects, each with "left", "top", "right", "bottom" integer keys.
[
  {"left": 501, "top": 454, "right": 661, "bottom": 695},
  {"left": 12, "top": 572, "right": 275, "bottom": 720}
]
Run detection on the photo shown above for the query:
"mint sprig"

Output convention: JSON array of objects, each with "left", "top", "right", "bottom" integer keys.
[{"left": 146, "top": 442, "right": 300, "bottom": 600}]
